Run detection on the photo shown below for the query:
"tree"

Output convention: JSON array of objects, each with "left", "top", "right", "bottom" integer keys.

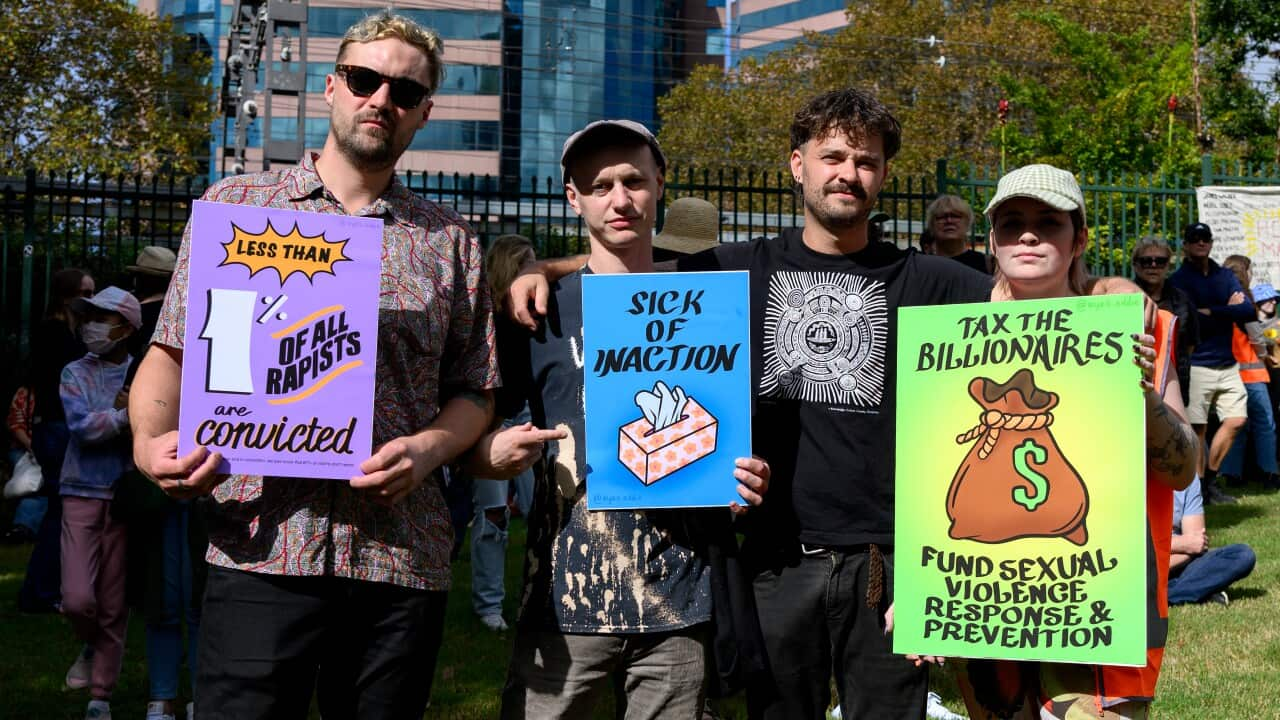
[
  {"left": 658, "top": 0, "right": 1209, "bottom": 177},
  {"left": 996, "top": 12, "right": 1198, "bottom": 176},
  {"left": 0, "top": 0, "right": 215, "bottom": 176},
  {"left": 1199, "top": 0, "right": 1280, "bottom": 162}
]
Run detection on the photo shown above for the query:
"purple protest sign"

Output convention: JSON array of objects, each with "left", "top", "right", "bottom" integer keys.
[{"left": 177, "top": 200, "right": 381, "bottom": 479}]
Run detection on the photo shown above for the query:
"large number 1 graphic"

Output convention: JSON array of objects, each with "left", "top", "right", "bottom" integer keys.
[{"left": 200, "top": 288, "right": 256, "bottom": 394}]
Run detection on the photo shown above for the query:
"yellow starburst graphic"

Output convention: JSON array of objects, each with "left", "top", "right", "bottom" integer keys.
[{"left": 220, "top": 220, "right": 352, "bottom": 285}]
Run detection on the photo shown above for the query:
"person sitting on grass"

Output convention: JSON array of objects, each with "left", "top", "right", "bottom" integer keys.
[{"left": 1168, "top": 476, "right": 1256, "bottom": 606}]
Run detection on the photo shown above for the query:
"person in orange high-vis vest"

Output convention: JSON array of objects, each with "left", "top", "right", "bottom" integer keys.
[
  {"left": 1219, "top": 255, "right": 1278, "bottom": 487},
  {"left": 957, "top": 164, "right": 1197, "bottom": 720}
]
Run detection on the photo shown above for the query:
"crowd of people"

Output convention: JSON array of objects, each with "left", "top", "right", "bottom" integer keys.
[
  {"left": 0, "top": 10, "right": 1272, "bottom": 720},
  {"left": 4, "top": 248, "right": 202, "bottom": 720}
]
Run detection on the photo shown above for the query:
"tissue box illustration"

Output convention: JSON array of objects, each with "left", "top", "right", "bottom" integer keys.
[{"left": 618, "top": 381, "right": 718, "bottom": 485}]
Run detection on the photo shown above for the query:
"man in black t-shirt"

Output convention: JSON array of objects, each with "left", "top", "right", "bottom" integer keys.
[
  {"left": 513, "top": 90, "right": 991, "bottom": 720},
  {"left": 469, "top": 120, "right": 770, "bottom": 718},
  {"left": 680, "top": 90, "right": 992, "bottom": 720}
]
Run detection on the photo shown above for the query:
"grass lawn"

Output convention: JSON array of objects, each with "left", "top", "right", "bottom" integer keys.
[{"left": 1, "top": 483, "right": 1274, "bottom": 719}]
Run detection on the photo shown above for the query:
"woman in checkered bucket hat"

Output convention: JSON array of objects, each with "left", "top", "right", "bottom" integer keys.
[{"left": 955, "top": 164, "right": 1197, "bottom": 720}]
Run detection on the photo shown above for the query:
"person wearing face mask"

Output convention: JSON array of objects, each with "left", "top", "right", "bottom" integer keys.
[{"left": 58, "top": 286, "right": 141, "bottom": 720}]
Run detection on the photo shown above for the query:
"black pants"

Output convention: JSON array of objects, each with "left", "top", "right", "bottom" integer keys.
[
  {"left": 196, "top": 566, "right": 448, "bottom": 720},
  {"left": 748, "top": 546, "right": 926, "bottom": 720},
  {"left": 18, "top": 421, "right": 68, "bottom": 612}
]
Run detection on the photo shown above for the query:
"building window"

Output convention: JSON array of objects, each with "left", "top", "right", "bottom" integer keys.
[
  {"left": 307, "top": 8, "right": 501, "bottom": 40},
  {"left": 268, "top": 118, "right": 500, "bottom": 152},
  {"left": 737, "top": 0, "right": 846, "bottom": 33},
  {"left": 274, "top": 62, "right": 499, "bottom": 95}
]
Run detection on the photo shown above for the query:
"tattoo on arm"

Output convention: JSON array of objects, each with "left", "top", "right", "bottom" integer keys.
[
  {"left": 153, "top": 399, "right": 168, "bottom": 408},
  {"left": 1147, "top": 400, "right": 1195, "bottom": 478},
  {"left": 455, "top": 390, "right": 492, "bottom": 413}
]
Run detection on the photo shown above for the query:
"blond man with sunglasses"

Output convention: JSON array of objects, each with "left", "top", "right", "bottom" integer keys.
[{"left": 129, "top": 13, "right": 499, "bottom": 720}]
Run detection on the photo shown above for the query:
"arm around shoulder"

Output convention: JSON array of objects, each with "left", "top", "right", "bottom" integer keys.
[{"left": 507, "top": 255, "right": 588, "bottom": 329}]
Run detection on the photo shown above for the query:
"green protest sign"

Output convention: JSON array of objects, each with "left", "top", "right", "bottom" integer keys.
[{"left": 893, "top": 294, "right": 1148, "bottom": 666}]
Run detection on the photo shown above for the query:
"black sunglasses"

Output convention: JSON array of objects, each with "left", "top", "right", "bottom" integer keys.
[
  {"left": 1135, "top": 256, "right": 1170, "bottom": 268},
  {"left": 1185, "top": 236, "right": 1213, "bottom": 245},
  {"left": 335, "top": 64, "right": 430, "bottom": 109}
]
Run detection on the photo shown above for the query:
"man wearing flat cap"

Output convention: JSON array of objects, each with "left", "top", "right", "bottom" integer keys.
[{"left": 467, "top": 119, "right": 770, "bottom": 718}]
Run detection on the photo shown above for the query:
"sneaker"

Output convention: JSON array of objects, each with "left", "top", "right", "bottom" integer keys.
[
  {"left": 65, "top": 646, "right": 94, "bottom": 690},
  {"left": 479, "top": 613, "right": 508, "bottom": 632},
  {"left": 145, "top": 701, "right": 176, "bottom": 720},
  {"left": 826, "top": 705, "right": 843, "bottom": 720},
  {"left": 85, "top": 700, "right": 111, "bottom": 720},
  {"left": 927, "top": 691, "right": 968, "bottom": 720},
  {"left": 1202, "top": 479, "right": 1238, "bottom": 505},
  {"left": 186, "top": 702, "right": 194, "bottom": 720},
  {"left": 1209, "top": 590, "right": 1230, "bottom": 605},
  {"left": 0, "top": 525, "right": 35, "bottom": 544}
]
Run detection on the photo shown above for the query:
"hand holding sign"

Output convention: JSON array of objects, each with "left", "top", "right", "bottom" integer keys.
[
  {"left": 135, "top": 430, "right": 226, "bottom": 500},
  {"left": 730, "top": 455, "right": 770, "bottom": 515}
]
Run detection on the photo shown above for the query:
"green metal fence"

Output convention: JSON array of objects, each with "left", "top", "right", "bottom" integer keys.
[
  {"left": 938, "top": 156, "right": 1280, "bottom": 278},
  {"left": 5, "top": 155, "right": 1280, "bottom": 382}
]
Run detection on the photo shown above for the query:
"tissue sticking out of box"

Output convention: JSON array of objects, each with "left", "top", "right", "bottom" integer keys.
[
  {"left": 619, "top": 381, "right": 719, "bottom": 486},
  {"left": 635, "top": 381, "right": 689, "bottom": 433}
]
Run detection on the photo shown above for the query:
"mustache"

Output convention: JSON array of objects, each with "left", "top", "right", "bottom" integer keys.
[
  {"left": 823, "top": 182, "right": 867, "bottom": 199},
  {"left": 354, "top": 109, "right": 395, "bottom": 127}
]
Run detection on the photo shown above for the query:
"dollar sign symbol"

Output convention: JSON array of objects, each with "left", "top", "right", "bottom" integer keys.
[{"left": 1012, "top": 439, "right": 1050, "bottom": 511}]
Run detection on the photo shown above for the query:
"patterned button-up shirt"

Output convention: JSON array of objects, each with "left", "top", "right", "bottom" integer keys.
[{"left": 154, "top": 153, "right": 499, "bottom": 590}]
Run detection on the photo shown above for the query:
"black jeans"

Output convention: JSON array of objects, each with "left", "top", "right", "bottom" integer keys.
[
  {"left": 195, "top": 566, "right": 448, "bottom": 720},
  {"left": 748, "top": 545, "right": 926, "bottom": 720},
  {"left": 17, "top": 420, "right": 68, "bottom": 611}
]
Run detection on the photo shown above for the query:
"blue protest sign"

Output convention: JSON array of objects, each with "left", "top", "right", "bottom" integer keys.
[{"left": 582, "top": 271, "right": 751, "bottom": 509}]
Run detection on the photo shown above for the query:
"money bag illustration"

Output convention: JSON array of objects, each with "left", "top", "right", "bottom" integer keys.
[{"left": 946, "top": 368, "right": 1089, "bottom": 545}]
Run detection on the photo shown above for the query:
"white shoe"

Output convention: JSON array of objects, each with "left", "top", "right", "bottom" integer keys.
[
  {"left": 479, "top": 613, "right": 508, "bottom": 632},
  {"left": 927, "top": 691, "right": 968, "bottom": 720},
  {"left": 65, "top": 646, "right": 93, "bottom": 690},
  {"left": 144, "top": 701, "right": 176, "bottom": 720},
  {"left": 85, "top": 700, "right": 112, "bottom": 720},
  {"left": 186, "top": 702, "right": 194, "bottom": 720}
]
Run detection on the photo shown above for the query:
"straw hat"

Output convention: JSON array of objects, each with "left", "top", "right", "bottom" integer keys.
[
  {"left": 654, "top": 197, "right": 720, "bottom": 255},
  {"left": 126, "top": 246, "right": 177, "bottom": 276}
]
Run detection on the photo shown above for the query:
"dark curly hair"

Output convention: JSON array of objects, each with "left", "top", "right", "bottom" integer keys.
[{"left": 789, "top": 89, "right": 901, "bottom": 160}]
